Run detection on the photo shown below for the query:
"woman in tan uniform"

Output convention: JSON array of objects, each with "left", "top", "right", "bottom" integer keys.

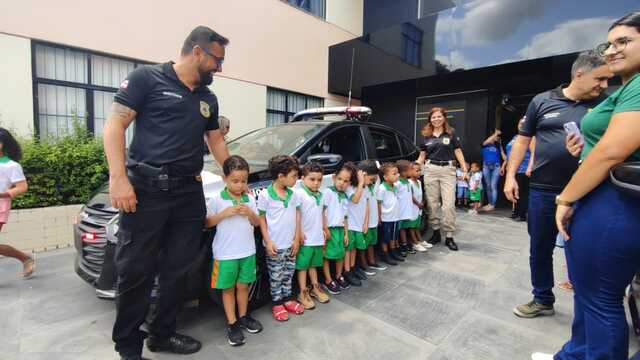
[{"left": 417, "top": 107, "right": 469, "bottom": 251}]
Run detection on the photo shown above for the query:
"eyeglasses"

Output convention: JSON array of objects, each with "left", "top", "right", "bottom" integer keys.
[
  {"left": 596, "top": 36, "right": 637, "bottom": 56},
  {"left": 199, "top": 46, "right": 224, "bottom": 67}
]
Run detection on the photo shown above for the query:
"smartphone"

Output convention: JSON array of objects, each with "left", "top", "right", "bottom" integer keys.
[{"left": 563, "top": 121, "right": 583, "bottom": 145}]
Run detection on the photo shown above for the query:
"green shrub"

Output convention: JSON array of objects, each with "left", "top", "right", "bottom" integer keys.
[{"left": 13, "top": 122, "right": 108, "bottom": 209}]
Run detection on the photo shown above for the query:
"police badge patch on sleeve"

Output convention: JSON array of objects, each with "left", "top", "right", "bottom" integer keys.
[{"left": 200, "top": 101, "right": 210, "bottom": 118}]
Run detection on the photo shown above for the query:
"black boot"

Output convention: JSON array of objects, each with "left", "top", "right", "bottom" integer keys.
[
  {"left": 428, "top": 229, "right": 441, "bottom": 245},
  {"left": 147, "top": 333, "right": 202, "bottom": 354},
  {"left": 445, "top": 237, "right": 459, "bottom": 251}
]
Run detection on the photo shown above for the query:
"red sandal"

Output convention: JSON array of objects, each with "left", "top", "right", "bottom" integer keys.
[
  {"left": 283, "top": 300, "right": 305, "bottom": 315},
  {"left": 272, "top": 305, "right": 289, "bottom": 321}
]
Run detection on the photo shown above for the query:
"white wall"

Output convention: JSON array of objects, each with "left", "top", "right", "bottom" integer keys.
[
  {"left": 327, "top": 0, "right": 364, "bottom": 36},
  {"left": 210, "top": 77, "right": 266, "bottom": 140},
  {"left": 0, "top": 33, "right": 33, "bottom": 138}
]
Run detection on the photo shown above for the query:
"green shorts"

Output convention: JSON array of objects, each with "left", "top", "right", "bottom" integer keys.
[
  {"left": 296, "top": 245, "right": 324, "bottom": 270},
  {"left": 210, "top": 254, "right": 256, "bottom": 289},
  {"left": 400, "top": 217, "right": 421, "bottom": 229},
  {"left": 348, "top": 230, "right": 368, "bottom": 250},
  {"left": 366, "top": 227, "right": 378, "bottom": 246},
  {"left": 470, "top": 189, "right": 482, "bottom": 202},
  {"left": 325, "top": 227, "right": 346, "bottom": 260}
]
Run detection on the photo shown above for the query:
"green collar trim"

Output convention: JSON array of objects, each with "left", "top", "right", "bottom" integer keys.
[
  {"left": 329, "top": 186, "right": 347, "bottom": 201},
  {"left": 302, "top": 185, "right": 322, "bottom": 206},
  {"left": 0, "top": 156, "right": 10, "bottom": 164},
  {"left": 220, "top": 188, "right": 250, "bottom": 206},
  {"left": 267, "top": 183, "right": 293, "bottom": 207},
  {"left": 382, "top": 181, "right": 397, "bottom": 193},
  {"left": 367, "top": 184, "right": 376, "bottom": 196},
  {"left": 399, "top": 178, "right": 410, "bottom": 185}
]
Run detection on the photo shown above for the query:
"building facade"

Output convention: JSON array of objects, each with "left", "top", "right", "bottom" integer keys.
[{"left": 0, "top": 0, "right": 363, "bottom": 140}]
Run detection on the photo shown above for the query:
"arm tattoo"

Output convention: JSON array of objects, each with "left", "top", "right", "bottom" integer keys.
[{"left": 110, "top": 102, "right": 136, "bottom": 120}]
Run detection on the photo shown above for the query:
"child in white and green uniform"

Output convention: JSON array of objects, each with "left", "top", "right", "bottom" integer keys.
[
  {"left": 345, "top": 166, "right": 370, "bottom": 284},
  {"left": 360, "top": 160, "right": 387, "bottom": 271},
  {"left": 294, "top": 162, "right": 331, "bottom": 309},
  {"left": 321, "top": 164, "right": 354, "bottom": 294},
  {"left": 205, "top": 155, "right": 263, "bottom": 346}
]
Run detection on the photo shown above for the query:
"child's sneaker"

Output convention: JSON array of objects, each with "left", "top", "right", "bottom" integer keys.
[
  {"left": 468, "top": 209, "right": 478, "bottom": 215},
  {"left": 413, "top": 243, "right": 428, "bottom": 252},
  {"left": 323, "top": 281, "right": 341, "bottom": 295},
  {"left": 344, "top": 271, "right": 362, "bottom": 286},
  {"left": 283, "top": 300, "right": 305, "bottom": 315},
  {"left": 407, "top": 245, "right": 417, "bottom": 254},
  {"left": 421, "top": 241, "right": 434, "bottom": 249},
  {"left": 369, "top": 262, "right": 388, "bottom": 271},
  {"left": 380, "top": 253, "right": 398, "bottom": 266},
  {"left": 297, "top": 288, "right": 315, "bottom": 310},
  {"left": 361, "top": 266, "right": 376, "bottom": 276},
  {"left": 337, "top": 275, "right": 351, "bottom": 290},
  {"left": 353, "top": 267, "right": 368, "bottom": 281},
  {"left": 238, "top": 314, "right": 263, "bottom": 334},
  {"left": 226, "top": 321, "right": 246, "bottom": 346},
  {"left": 310, "top": 284, "right": 330, "bottom": 303},
  {"left": 272, "top": 305, "right": 289, "bottom": 321}
]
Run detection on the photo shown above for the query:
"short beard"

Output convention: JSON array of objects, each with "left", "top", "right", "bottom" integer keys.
[{"left": 199, "top": 70, "right": 214, "bottom": 86}]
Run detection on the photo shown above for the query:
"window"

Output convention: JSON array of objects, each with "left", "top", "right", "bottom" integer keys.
[
  {"left": 307, "top": 126, "right": 364, "bottom": 163},
  {"left": 33, "top": 42, "right": 145, "bottom": 141},
  {"left": 285, "top": 0, "right": 326, "bottom": 19},
  {"left": 400, "top": 136, "right": 417, "bottom": 157},
  {"left": 370, "top": 128, "right": 402, "bottom": 160},
  {"left": 266, "top": 88, "right": 324, "bottom": 127},
  {"left": 401, "top": 23, "right": 422, "bottom": 67}
]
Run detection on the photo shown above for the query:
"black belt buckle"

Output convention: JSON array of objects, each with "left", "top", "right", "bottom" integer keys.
[{"left": 158, "top": 174, "right": 170, "bottom": 191}]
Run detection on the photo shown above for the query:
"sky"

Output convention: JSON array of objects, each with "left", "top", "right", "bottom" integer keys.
[{"left": 432, "top": 0, "right": 637, "bottom": 70}]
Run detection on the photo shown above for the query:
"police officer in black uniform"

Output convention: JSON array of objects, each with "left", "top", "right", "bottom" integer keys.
[{"left": 103, "top": 26, "right": 230, "bottom": 360}]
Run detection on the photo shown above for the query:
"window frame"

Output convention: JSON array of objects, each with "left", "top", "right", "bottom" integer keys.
[
  {"left": 31, "top": 41, "right": 153, "bottom": 139},
  {"left": 266, "top": 87, "right": 324, "bottom": 126},
  {"left": 283, "top": 0, "right": 326, "bottom": 20},
  {"left": 368, "top": 126, "right": 403, "bottom": 161},
  {"left": 401, "top": 23, "right": 422, "bottom": 67},
  {"left": 301, "top": 124, "right": 367, "bottom": 164}
]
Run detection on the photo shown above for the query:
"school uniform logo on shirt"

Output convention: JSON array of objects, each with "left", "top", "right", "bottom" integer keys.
[{"left": 200, "top": 101, "right": 210, "bottom": 118}]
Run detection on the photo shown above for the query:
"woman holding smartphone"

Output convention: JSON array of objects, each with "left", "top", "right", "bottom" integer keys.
[{"left": 533, "top": 11, "right": 640, "bottom": 360}]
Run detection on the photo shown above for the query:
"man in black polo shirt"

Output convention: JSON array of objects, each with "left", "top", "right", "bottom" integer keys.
[
  {"left": 103, "top": 26, "right": 230, "bottom": 360},
  {"left": 504, "top": 51, "right": 612, "bottom": 319}
]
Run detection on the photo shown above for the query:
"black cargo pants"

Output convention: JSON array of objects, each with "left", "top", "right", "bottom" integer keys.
[{"left": 112, "top": 179, "right": 205, "bottom": 357}]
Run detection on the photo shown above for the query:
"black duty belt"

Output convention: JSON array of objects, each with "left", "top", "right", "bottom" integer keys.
[
  {"left": 127, "top": 170, "right": 200, "bottom": 191},
  {"left": 427, "top": 160, "right": 454, "bottom": 167}
]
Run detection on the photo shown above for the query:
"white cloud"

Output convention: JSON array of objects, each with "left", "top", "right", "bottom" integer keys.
[
  {"left": 436, "top": 0, "right": 553, "bottom": 46},
  {"left": 436, "top": 50, "right": 476, "bottom": 70},
  {"left": 517, "top": 17, "right": 614, "bottom": 59}
]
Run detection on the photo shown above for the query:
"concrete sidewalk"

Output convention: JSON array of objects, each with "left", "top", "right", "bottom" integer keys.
[{"left": 1, "top": 210, "right": 638, "bottom": 359}]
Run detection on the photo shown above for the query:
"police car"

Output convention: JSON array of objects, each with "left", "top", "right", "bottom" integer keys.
[{"left": 74, "top": 106, "right": 419, "bottom": 307}]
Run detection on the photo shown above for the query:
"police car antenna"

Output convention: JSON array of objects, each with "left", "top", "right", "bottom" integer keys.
[{"left": 347, "top": 48, "right": 355, "bottom": 107}]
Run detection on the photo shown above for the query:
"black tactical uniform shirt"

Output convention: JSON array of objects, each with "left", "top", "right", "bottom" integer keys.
[
  {"left": 520, "top": 86, "right": 605, "bottom": 191},
  {"left": 420, "top": 132, "right": 461, "bottom": 162},
  {"left": 114, "top": 62, "right": 219, "bottom": 176}
]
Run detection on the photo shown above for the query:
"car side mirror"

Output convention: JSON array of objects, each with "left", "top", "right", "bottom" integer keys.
[{"left": 307, "top": 153, "right": 343, "bottom": 172}]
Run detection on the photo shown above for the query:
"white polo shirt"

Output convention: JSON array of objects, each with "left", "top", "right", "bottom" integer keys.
[
  {"left": 295, "top": 186, "right": 326, "bottom": 247},
  {"left": 346, "top": 185, "right": 369, "bottom": 232},
  {"left": 396, "top": 178, "right": 413, "bottom": 221},
  {"left": 367, "top": 184, "right": 379, "bottom": 228},
  {"left": 0, "top": 159, "right": 25, "bottom": 192},
  {"left": 206, "top": 189, "right": 257, "bottom": 260},
  {"left": 410, "top": 179, "right": 423, "bottom": 220},
  {"left": 322, "top": 186, "right": 348, "bottom": 228},
  {"left": 257, "top": 184, "right": 300, "bottom": 249},
  {"left": 376, "top": 182, "right": 399, "bottom": 222}
]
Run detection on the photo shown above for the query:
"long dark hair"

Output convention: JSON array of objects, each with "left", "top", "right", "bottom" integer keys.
[
  {"left": 0, "top": 128, "right": 22, "bottom": 161},
  {"left": 609, "top": 11, "right": 640, "bottom": 32}
]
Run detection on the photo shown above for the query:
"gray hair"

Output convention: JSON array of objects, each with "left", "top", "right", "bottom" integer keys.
[{"left": 571, "top": 50, "right": 606, "bottom": 78}]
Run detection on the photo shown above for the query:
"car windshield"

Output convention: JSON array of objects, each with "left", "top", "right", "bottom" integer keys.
[{"left": 226, "top": 123, "right": 325, "bottom": 166}]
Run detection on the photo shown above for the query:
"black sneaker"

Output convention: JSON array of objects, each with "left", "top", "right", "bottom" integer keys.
[
  {"left": 397, "top": 248, "right": 408, "bottom": 258},
  {"left": 337, "top": 276, "right": 351, "bottom": 290},
  {"left": 369, "top": 262, "right": 387, "bottom": 271},
  {"left": 390, "top": 251, "right": 405, "bottom": 262},
  {"left": 226, "top": 322, "right": 245, "bottom": 346},
  {"left": 379, "top": 253, "right": 398, "bottom": 266},
  {"left": 238, "top": 315, "right": 263, "bottom": 334},
  {"left": 361, "top": 266, "right": 376, "bottom": 276},
  {"left": 344, "top": 271, "right": 362, "bottom": 286},
  {"left": 353, "top": 267, "right": 368, "bottom": 280},
  {"left": 406, "top": 244, "right": 417, "bottom": 254},
  {"left": 428, "top": 229, "right": 441, "bottom": 245},
  {"left": 323, "top": 281, "right": 341, "bottom": 295}
]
